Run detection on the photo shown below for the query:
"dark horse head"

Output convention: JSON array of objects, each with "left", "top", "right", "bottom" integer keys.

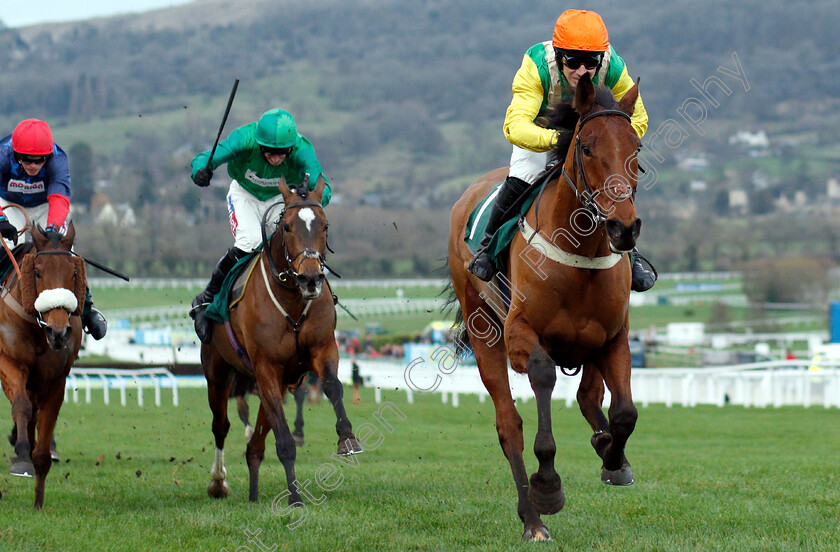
[
  {"left": 275, "top": 175, "right": 329, "bottom": 300},
  {"left": 19, "top": 223, "right": 86, "bottom": 350},
  {"left": 548, "top": 73, "right": 642, "bottom": 253}
]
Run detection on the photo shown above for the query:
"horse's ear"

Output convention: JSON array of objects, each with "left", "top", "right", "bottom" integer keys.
[
  {"left": 618, "top": 78, "right": 640, "bottom": 118},
  {"left": 573, "top": 72, "right": 595, "bottom": 115},
  {"left": 32, "top": 225, "right": 47, "bottom": 250},
  {"left": 278, "top": 176, "right": 293, "bottom": 203},
  {"left": 72, "top": 257, "right": 86, "bottom": 316},
  {"left": 310, "top": 175, "right": 326, "bottom": 204},
  {"left": 19, "top": 254, "right": 38, "bottom": 316}
]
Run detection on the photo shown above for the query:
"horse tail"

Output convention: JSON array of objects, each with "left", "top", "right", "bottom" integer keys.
[
  {"left": 439, "top": 257, "right": 472, "bottom": 359},
  {"left": 231, "top": 372, "right": 257, "bottom": 399}
]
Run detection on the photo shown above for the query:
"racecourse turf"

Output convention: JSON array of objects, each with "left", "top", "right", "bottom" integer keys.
[{"left": 0, "top": 386, "right": 838, "bottom": 551}]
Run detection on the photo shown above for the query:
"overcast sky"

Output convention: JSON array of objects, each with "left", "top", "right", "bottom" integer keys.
[{"left": 3, "top": 0, "right": 194, "bottom": 28}]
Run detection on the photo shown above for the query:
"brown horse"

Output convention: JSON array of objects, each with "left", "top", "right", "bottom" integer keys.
[
  {"left": 448, "top": 74, "right": 642, "bottom": 540},
  {"left": 0, "top": 223, "right": 86, "bottom": 509},
  {"left": 201, "top": 176, "right": 361, "bottom": 504}
]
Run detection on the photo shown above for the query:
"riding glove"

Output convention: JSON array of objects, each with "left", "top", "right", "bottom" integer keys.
[
  {"left": 0, "top": 216, "right": 17, "bottom": 244},
  {"left": 554, "top": 127, "right": 575, "bottom": 155},
  {"left": 193, "top": 167, "right": 213, "bottom": 187}
]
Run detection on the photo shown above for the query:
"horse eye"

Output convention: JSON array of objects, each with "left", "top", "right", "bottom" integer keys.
[
  {"left": 581, "top": 144, "right": 592, "bottom": 156},
  {"left": 283, "top": 223, "right": 291, "bottom": 232},
  {"left": 34, "top": 269, "right": 42, "bottom": 279}
]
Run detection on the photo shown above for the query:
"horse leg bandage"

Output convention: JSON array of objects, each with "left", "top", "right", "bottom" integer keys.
[{"left": 34, "top": 288, "right": 79, "bottom": 313}]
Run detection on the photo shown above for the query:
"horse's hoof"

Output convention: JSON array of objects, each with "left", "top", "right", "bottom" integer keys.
[
  {"left": 522, "top": 524, "right": 553, "bottom": 541},
  {"left": 336, "top": 437, "right": 363, "bottom": 456},
  {"left": 601, "top": 462, "right": 634, "bottom": 486},
  {"left": 293, "top": 432, "right": 304, "bottom": 447},
  {"left": 50, "top": 449, "right": 60, "bottom": 463},
  {"left": 11, "top": 460, "right": 36, "bottom": 478},
  {"left": 207, "top": 479, "right": 231, "bottom": 498},
  {"left": 528, "top": 472, "right": 565, "bottom": 515}
]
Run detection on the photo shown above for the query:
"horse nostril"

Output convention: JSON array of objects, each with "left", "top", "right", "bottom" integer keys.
[
  {"left": 632, "top": 218, "right": 642, "bottom": 239},
  {"left": 605, "top": 219, "right": 624, "bottom": 240}
]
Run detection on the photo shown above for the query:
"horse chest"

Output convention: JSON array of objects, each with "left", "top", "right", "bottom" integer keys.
[{"left": 516, "top": 299, "right": 620, "bottom": 354}]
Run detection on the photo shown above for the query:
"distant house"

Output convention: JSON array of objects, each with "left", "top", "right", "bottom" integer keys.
[
  {"left": 728, "top": 189, "right": 749, "bottom": 212},
  {"left": 729, "top": 130, "right": 770, "bottom": 157},
  {"left": 91, "top": 194, "right": 137, "bottom": 227},
  {"left": 827, "top": 178, "right": 840, "bottom": 199},
  {"left": 728, "top": 130, "right": 769, "bottom": 149},
  {"left": 677, "top": 156, "right": 710, "bottom": 171},
  {"left": 95, "top": 203, "right": 119, "bottom": 225}
]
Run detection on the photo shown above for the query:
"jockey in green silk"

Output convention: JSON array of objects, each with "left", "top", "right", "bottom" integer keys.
[{"left": 189, "top": 108, "right": 331, "bottom": 343}]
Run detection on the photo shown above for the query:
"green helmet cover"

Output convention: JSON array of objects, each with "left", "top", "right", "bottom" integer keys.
[{"left": 256, "top": 109, "right": 298, "bottom": 149}]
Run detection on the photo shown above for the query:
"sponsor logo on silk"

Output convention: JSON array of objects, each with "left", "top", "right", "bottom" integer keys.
[
  {"left": 7, "top": 179, "right": 46, "bottom": 194},
  {"left": 244, "top": 169, "right": 282, "bottom": 188}
]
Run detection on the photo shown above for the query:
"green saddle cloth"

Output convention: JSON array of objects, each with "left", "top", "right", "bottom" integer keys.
[
  {"left": 464, "top": 182, "right": 540, "bottom": 271},
  {"left": 204, "top": 251, "right": 260, "bottom": 324}
]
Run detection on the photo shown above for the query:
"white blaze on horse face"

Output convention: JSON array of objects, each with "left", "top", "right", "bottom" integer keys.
[
  {"left": 298, "top": 208, "right": 316, "bottom": 233},
  {"left": 34, "top": 288, "right": 78, "bottom": 313}
]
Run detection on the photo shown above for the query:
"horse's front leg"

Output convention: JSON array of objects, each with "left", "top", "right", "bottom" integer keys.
[
  {"left": 255, "top": 370, "right": 303, "bottom": 507},
  {"left": 312, "top": 347, "right": 362, "bottom": 455},
  {"left": 246, "top": 402, "right": 270, "bottom": 502},
  {"left": 31, "top": 378, "right": 66, "bottom": 509},
  {"left": 0, "top": 358, "right": 35, "bottom": 478},
  {"left": 507, "top": 318, "right": 564, "bottom": 517},
  {"left": 592, "top": 326, "right": 637, "bottom": 485}
]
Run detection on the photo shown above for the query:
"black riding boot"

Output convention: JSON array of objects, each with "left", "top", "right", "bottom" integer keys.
[
  {"left": 631, "top": 249, "right": 658, "bottom": 292},
  {"left": 468, "top": 176, "right": 532, "bottom": 281},
  {"left": 81, "top": 287, "right": 107, "bottom": 340},
  {"left": 190, "top": 247, "right": 246, "bottom": 343}
]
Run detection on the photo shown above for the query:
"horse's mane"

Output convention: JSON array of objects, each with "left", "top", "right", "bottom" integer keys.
[{"left": 545, "top": 86, "right": 620, "bottom": 153}]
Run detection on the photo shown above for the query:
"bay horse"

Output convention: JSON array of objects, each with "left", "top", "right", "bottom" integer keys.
[
  {"left": 201, "top": 175, "right": 362, "bottom": 504},
  {"left": 0, "top": 223, "right": 86, "bottom": 509},
  {"left": 448, "top": 74, "right": 642, "bottom": 540}
]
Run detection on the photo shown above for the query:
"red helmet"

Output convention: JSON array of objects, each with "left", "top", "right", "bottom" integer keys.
[{"left": 12, "top": 119, "right": 54, "bottom": 155}]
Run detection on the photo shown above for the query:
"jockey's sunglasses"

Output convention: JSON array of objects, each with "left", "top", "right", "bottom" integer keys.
[
  {"left": 561, "top": 52, "right": 602, "bottom": 71},
  {"left": 260, "top": 145, "right": 292, "bottom": 156},
  {"left": 14, "top": 153, "right": 49, "bottom": 165}
]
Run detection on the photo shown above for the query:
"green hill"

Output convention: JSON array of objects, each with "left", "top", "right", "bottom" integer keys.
[{"left": 1, "top": 0, "right": 839, "bottom": 277}]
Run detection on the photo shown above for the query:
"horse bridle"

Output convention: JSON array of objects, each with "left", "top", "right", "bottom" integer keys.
[
  {"left": 261, "top": 194, "right": 339, "bottom": 289},
  {"left": 560, "top": 108, "right": 639, "bottom": 226}
]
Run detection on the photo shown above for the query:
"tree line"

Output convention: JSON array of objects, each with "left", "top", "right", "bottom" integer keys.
[{"left": 1, "top": 0, "right": 839, "bottom": 286}]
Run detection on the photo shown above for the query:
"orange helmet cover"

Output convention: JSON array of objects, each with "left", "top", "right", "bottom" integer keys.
[{"left": 552, "top": 9, "right": 609, "bottom": 52}]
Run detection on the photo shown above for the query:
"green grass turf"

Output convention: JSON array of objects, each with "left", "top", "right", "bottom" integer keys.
[{"left": 1, "top": 387, "right": 838, "bottom": 551}]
